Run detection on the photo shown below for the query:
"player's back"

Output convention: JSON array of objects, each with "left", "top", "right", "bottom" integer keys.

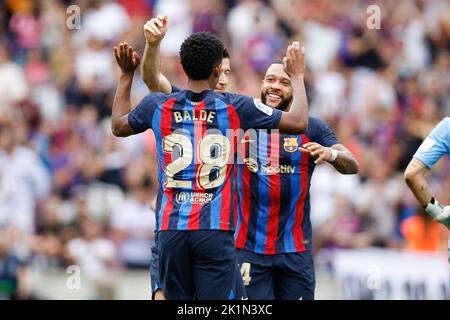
[
  {"left": 148, "top": 89, "right": 243, "bottom": 233},
  {"left": 128, "top": 89, "right": 283, "bottom": 233}
]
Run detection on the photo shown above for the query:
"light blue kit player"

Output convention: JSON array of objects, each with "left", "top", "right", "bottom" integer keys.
[{"left": 404, "top": 117, "right": 450, "bottom": 272}]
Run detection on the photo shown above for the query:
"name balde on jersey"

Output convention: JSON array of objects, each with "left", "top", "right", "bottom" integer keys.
[{"left": 173, "top": 107, "right": 217, "bottom": 124}]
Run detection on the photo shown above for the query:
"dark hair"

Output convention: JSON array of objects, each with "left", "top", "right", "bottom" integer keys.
[
  {"left": 180, "top": 32, "right": 224, "bottom": 80},
  {"left": 223, "top": 47, "right": 230, "bottom": 59},
  {"left": 268, "top": 60, "right": 289, "bottom": 75}
]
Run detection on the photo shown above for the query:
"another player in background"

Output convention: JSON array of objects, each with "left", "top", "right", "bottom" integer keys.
[
  {"left": 141, "top": 15, "right": 235, "bottom": 300},
  {"left": 234, "top": 62, "right": 359, "bottom": 300},
  {"left": 404, "top": 117, "right": 450, "bottom": 230},
  {"left": 111, "top": 32, "right": 309, "bottom": 299},
  {"left": 404, "top": 118, "right": 450, "bottom": 270}
]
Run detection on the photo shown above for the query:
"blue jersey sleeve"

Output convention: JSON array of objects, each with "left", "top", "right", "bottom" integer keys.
[
  {"left": 171, "top": 85, "right": 181, "bottom": 93},
  {"left": 128, "top": 93, "right": 163, "bottom": 133},
  {"left": 309, "top": 117, "right": 339, "bottom": 147},
  {"left": 414, "top": 117, "right": 450, "bottom": 169},
  {"left": 224, "top": 93, "right": 282, "bottom": 131}
]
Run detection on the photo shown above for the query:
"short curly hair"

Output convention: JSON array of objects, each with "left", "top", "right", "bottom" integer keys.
[{"left": 180, "top": 32, "right": 224, "bottom": 80}]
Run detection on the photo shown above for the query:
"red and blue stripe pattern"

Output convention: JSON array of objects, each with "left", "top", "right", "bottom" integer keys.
[
  {"left": 235, "top": 133, "right": 314, "bottom": 254},
  {"left": 153, "top": 95, "right": 241, "bottom": 232}
]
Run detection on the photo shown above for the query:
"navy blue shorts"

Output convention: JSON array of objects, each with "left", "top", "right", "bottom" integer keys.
[
  {"left": 236, "top": 249, "right": 315, "bottom": 300},
  {"left": 234, "top": 259, "right": 248, "bottom": 300},
  {"left": 158, "top": 230, "right": 238, "bottom": 300},
  {"left": 151, "top": 231, "right": 247, "bottom": 300},
  {"left": 150, "top": 233, "right": 161, "bottom": 299}
]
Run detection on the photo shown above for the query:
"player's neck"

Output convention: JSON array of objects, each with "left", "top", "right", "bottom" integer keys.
[{"left": 188, "top": 79, "right": 214, "bottom": 93}]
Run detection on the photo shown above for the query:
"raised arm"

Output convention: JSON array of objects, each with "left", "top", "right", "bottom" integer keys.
[
  {"left": 142, "top": 15, "right": 172, "bottom": 94},
  {"left": 111, "top": 42, "right": 140, "bottom": 137},
  {"left": 278, "top": 42, "right": 308, "bottom": 134}
]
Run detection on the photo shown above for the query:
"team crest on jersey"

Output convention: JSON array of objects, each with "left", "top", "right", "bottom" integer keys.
[{"left": 283, "top": 137, "right": 299, "bottom": 153}]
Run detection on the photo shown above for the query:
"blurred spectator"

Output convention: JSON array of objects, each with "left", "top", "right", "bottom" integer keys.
[
  {"left": 110, "top": 177, "right": 156, "bottom": 268},
  {"left": 227, "top": 0, "right": 277, "bottom": 52},
  {"left": 400, "top": 209, "right": 448, "bottom": 252},
  {"left": 65, "top": 217, "right": 118, "bottom": 299},
  {"left": 0, "top": 45, "right": 29, "bottom": 118},
  {"left": 74, "top": 37, "right": 114, "bottom": 93},
  {"left": 310, "top": 164, "right": 361, "bottom": 229},
  {"left": 82, "top": 0, "right": 131, "bottom": 43},
  {"left": 7, "top": 0, "right": 40, "bottom": 64},
  {"left": 0, "top": 227, "right": 30, "bottom": 300},
  {"left": 154, "top": 0, "right": 193, "bottom": 56},
  {"left": 192, "top": 0, "right": 227, "bottom": 38},
  {"left": 318, "top": 194, "right": 374, "bottom": 250},
  {"left": 355, "top": 150, "right": 405, "bottom": 247},
  {"left": 0, "top": 121, "right": 51, "bottom": 235}
]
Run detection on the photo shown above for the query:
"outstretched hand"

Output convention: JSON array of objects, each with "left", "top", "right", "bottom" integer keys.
[
  {"left": 283, "top": 41, "right": 305, "bottom": 78},
  {"left": 114, "top": 42, "right": 140, "bottom": 75}
]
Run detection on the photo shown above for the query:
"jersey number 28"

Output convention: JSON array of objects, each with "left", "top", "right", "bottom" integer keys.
[{"left": 163, "top": 132, "right": 231, "bottom": 190}]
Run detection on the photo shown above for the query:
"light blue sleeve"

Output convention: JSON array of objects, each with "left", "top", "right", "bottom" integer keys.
[{"left": 413, "top": 117, "right": 450, "bottom": 169}]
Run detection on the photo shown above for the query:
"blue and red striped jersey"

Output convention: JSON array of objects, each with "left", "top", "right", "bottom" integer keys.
[
  {"left": 128, "top": 90, "right": 282, "bottom": 232},
  {"left": 235, "top": 117, "right": 339, "bottom": 254}
]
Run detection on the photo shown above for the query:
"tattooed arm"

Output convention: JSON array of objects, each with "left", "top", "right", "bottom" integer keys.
[
  {"left": 300, "top": 143, "right": 359, "bottom": 174},
  {"left": 328, "top": 144, "right": 359, "bottom": 174},
  {"left": 404, "top": 158, "right": 432, "bottom": 206},
  {"left": 404, "top": 157, "right": 450, "bottom": 229}
]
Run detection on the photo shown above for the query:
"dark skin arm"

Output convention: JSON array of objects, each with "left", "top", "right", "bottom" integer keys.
[
  {"left": 299, "top": 142, "right": 359, "bottom": 174},
  {"left": 111, "top": 42, "right": 141, "bottom": 137}
]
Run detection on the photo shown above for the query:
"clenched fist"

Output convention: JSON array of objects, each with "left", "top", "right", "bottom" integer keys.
[{"left": 144, "top": 15, "right": 168, "bottom": 45}]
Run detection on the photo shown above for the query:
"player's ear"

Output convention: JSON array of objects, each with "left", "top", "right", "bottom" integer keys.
[{"left": 213, "top": 63, "right": 222, "bottom": 79}]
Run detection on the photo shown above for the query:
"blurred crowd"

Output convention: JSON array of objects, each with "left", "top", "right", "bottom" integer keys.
[{"left": 0, "top": 0, "right": 449, "bottom": 299}]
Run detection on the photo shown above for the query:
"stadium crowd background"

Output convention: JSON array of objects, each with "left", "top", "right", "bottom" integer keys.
[{"left": 0, "top": 0, "right": 449, "bottom": 299}]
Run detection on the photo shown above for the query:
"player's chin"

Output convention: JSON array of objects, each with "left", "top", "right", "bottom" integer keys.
[
  {"left": 266, "top": 100, "right": 281, "bottom": 109},
  {"left": 215, "top": 86, "right": 226, "bottom": 93}
]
